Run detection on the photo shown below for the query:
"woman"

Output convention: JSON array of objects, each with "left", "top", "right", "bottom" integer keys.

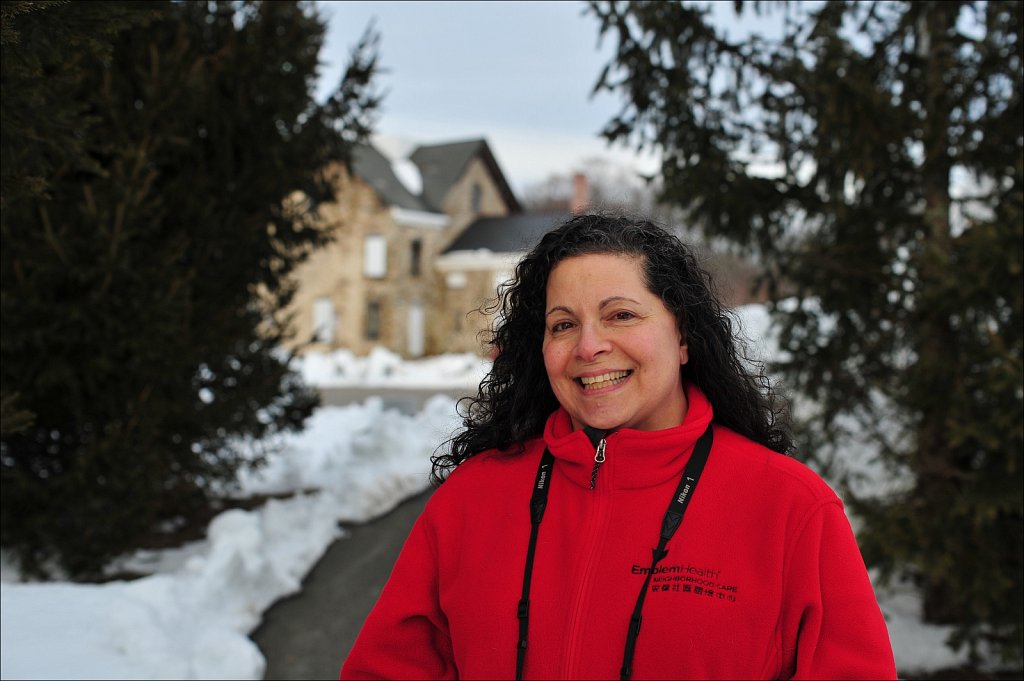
[{"left": 341, "top": 215, "right": 897, "bottom": 680}]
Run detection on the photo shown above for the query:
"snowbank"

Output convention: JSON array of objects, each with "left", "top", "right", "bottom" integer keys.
[
  {"left": 1, "top": 396, "right": 461, "bottom": 680},
  {"left": 293, "top": 346, "right": 488, "bottom": 389}
]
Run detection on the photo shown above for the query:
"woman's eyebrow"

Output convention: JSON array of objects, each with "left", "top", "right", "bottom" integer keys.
[
  {"left": 546, "top": 296, "right": 644, "bottom": 317},
  {"left": 599, "top": 296, "right": 643, "bottom": 309},
  {"left": 545, "top": 305, "right": 573, "bottom": 317}
]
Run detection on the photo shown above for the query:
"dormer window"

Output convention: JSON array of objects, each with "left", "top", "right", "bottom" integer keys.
[{"left": 471, "top": 183, "right": 482, "bottom": 213}]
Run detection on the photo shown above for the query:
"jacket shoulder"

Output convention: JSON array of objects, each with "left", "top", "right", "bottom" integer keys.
[
  {"left": 429, "top": 438, "right": 546, "bottom": 508},
  {"left": 713, "top": 426, "right": 841, "bottom": 507}
]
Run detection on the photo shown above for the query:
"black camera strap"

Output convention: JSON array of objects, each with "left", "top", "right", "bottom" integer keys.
[
  {"left": 515, "top": 424, "right": 714, "bottom": 681},
  {"left": 515, "top": 448, "right": 554, "bottom": 680}
]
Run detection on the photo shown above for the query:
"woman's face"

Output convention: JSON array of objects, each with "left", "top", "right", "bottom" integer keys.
[{"left": 542, "top": 252, "right": 689, "bottom": 432}]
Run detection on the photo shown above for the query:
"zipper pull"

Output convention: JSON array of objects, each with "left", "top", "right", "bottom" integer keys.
[{"left": 590, "top": 438, "right": 607, "bottom": 490}]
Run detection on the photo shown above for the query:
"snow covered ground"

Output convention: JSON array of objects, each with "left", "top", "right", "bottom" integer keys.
[
  {"left": 291, "top": 346, "right": 489, "bottom": 390},
  {"left": 0, "top": 305, "right": 978, "bottom": 679}
]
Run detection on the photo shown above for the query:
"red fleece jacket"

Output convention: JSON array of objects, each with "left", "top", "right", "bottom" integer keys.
[{"left": 341, "top": 385, "right": 897, "bottom": 680}]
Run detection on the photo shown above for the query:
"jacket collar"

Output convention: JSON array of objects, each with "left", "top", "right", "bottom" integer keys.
[{"left": 542, "top": 383, "right": 714, "bottom": 490}]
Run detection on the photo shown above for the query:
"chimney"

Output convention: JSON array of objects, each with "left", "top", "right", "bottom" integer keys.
[{"left": 571, "top": 173, "right": 590, "bottom": 214}]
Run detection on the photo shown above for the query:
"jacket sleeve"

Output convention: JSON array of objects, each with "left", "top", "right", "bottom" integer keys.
[
  {"left": 340, "top": 508, "right": 456, "bottom": 680},
  {"left": 779, "top": 499, "right": 898, "bottom": 680}
]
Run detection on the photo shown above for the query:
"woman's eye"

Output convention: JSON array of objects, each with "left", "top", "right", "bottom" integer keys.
[
  {"left": 612, "top": 311, "right": 636, "bottom": 321},
  {"left": 551, "top": 321, "right": 574, "bottom": 333}
]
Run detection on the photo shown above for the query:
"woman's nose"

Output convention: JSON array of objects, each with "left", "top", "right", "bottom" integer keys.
[{"left": 575, "top": 322, "right": 612, "bottom": 361}]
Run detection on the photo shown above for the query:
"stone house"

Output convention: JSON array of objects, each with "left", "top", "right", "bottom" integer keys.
[
  {"left": 285, "top": 137, "right": 766, "bottom": 360},
  {"left": 286, "top": 137, "right": 553, "bottom": 358}
]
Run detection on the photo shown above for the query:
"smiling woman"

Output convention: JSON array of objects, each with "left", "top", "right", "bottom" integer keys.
[
  {"left": 340, "top": 215, "right": 898, "bottom": 680},
  {"left": 542, "top": 253, "right": 688, "bottom": 433}
]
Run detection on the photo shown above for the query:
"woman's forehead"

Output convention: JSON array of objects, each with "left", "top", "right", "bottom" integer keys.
[{"left": 544, "top": 254, "right": 662, "bottom": 308}]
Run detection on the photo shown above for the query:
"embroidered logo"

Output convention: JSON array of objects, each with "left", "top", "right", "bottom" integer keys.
[{"left": 631, "top": 562, "right": 740, "bottom": 603}]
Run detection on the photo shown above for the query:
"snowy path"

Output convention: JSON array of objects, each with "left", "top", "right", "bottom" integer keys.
[
  {"left": 251, "top": 489, "right": 432, "bottom": 680},
  {"left": 319, "top": 385, "right": 472, "bottom": 414}
]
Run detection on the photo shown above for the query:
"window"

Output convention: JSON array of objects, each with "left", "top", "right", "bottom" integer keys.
[
  {"left": 471, "top": 183, "right": 482, "bottom": 213},
  {"left": 366, "top": 300, "right": 381, "bottom": 341},
  {"left": 313, "top": 297, "right": 336, "bottom": 344},
  {"left": 407, "top": 303, "right": 425, "bottom": 358},
  {"left": 410, "top": 238, "right": 422, "bottom": 277},
  {"left": 446, "top": 271, "right": 467, "bottom": 289},
  {"left": 363, "top": 235, "right": 387, "bottom": 278}
]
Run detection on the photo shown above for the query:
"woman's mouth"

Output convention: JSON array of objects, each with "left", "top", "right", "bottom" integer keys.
[{"left": 576, "top": 370, "right": 633, "bottom": 391}]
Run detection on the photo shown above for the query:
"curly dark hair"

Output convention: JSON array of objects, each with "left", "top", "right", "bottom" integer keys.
[{"left": 431, "top": 214, "right": 792, "bottom": 484}]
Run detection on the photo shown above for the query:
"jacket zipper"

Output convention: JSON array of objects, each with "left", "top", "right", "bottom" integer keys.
[
  {"left": 564, "top": 438, "right": 612, "bottom": 677},
  {"left": 589, "top": 438, "right": 607, "bottom": 490}
]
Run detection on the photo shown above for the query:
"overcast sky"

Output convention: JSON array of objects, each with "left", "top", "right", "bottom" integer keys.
[{"left": 316, "top": 0, "right": 662, "bottom": 196}]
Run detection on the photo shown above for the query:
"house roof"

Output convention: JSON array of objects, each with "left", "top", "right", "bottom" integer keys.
[
  {"left": 351, "top": 138, "right": 522, "bottom": 216},
  {"left": 442, "top": 212, "right": 571, "bottom": 254},
  {"left": 351, "top": 144, "right": 432, "bottom": 212},
  {"left": 410, "top": 139, "right": 522, "bottom": 214}
]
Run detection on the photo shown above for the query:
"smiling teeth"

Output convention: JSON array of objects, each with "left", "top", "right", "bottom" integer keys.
[{"left": 580, "top": 371, "right": 631, "bottom": 390}]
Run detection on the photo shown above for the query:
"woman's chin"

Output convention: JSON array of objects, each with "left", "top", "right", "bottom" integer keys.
[{"left": 572, "top": 412, "right": 626, "bottom": 432}]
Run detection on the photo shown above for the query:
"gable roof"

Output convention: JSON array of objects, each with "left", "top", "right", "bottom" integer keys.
[
  {"left": 351, "top": 137, "right": 522, "bottom": 216},
  {"left": 351, "top": 144, "right": 431, "bottom": 212},
  {"left": 442, "top": 212, "right": 570, "bottom": 254},
  {"left": 410, "top": 139, "right": 521, "bottom": 214}
]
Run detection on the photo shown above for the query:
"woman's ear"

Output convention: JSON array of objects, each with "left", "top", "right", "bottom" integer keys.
[{"left": 679, "top": 342, "right": 689, "bottom": 366}]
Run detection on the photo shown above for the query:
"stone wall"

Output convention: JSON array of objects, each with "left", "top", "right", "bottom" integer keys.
[
  {"left": 431, "top": 266, "right": 507, "bottom": 355},
  {"left": 438, "top": 157, "right": 511, "bottom": 249},
  {"left": 285, "top": 166, "right": 446, "bottom": 357}
]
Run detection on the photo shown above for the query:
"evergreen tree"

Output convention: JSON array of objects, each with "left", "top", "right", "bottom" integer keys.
[
  {"left": 589, "top": 0, "right": 1023, "bottom": 663},
  {"left": 1, "top": 1, "right": 381, "bottom": 578}
]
